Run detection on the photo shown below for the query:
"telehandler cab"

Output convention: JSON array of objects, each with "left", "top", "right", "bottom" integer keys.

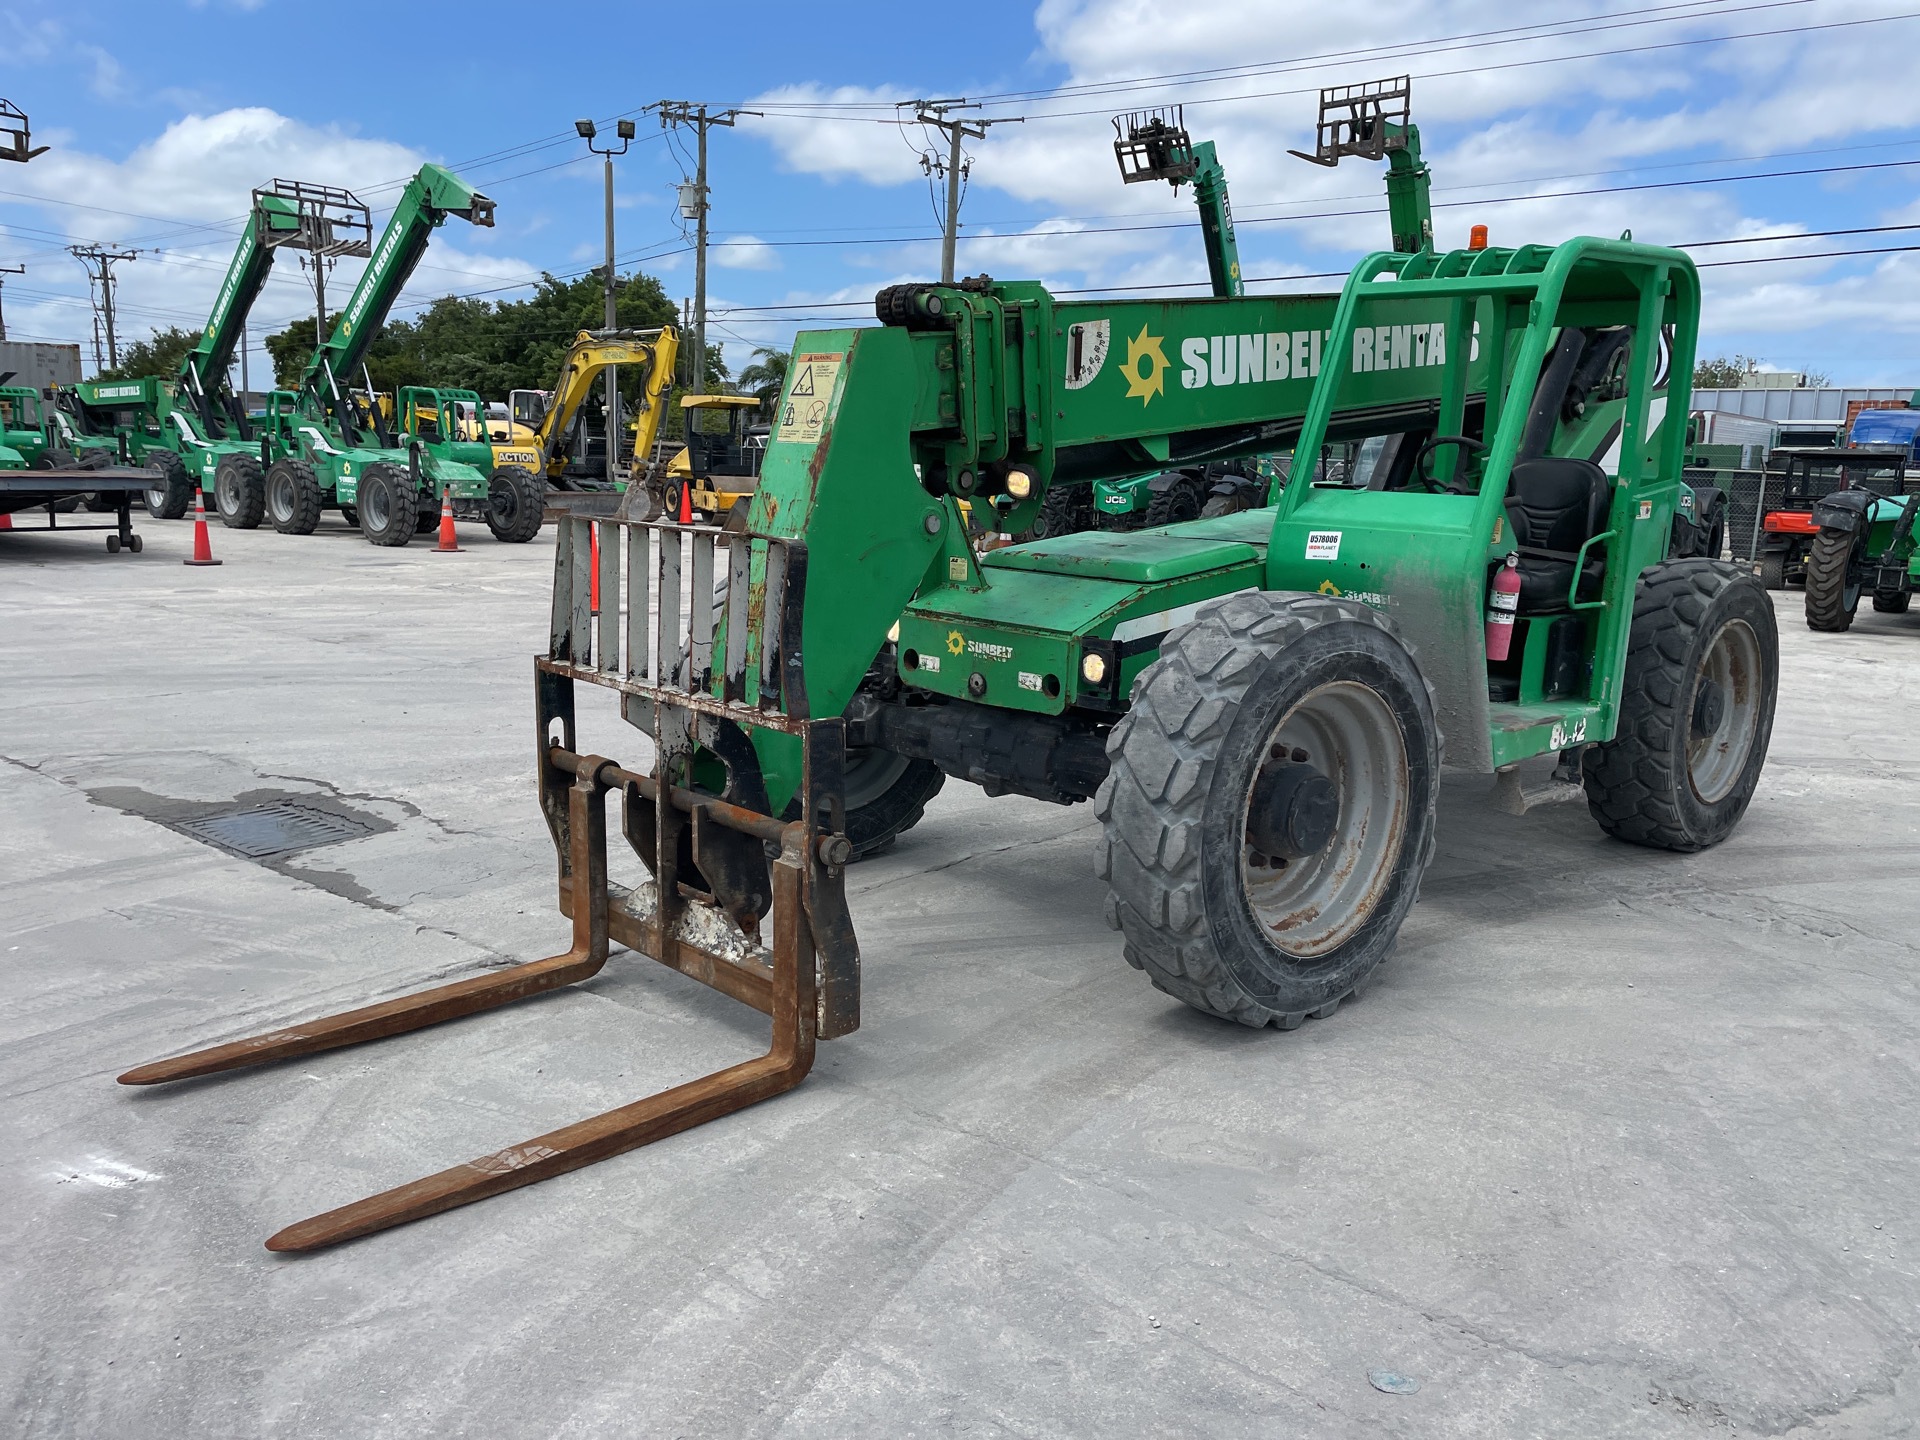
[{"left": 124, "top": 79, "right": 1778, "bottom": 1253}]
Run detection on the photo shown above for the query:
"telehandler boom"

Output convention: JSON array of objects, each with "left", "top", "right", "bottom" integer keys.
[{"left": 123, "top": 80, "right": 1778, "bottom": 1253}]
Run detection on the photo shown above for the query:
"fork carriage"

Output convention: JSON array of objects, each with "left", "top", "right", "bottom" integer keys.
[{"left": 121, "top": 514, "right": 861, "bottom": 1252}]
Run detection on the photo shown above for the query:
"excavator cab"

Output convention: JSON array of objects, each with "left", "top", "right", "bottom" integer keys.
[{"left": 667, "top": 394, "right": 766, "bottom": 524}]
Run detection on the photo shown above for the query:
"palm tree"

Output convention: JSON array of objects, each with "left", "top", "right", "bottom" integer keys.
[{"left": 737, "top": 347, "right": 789, "bottom": 412}]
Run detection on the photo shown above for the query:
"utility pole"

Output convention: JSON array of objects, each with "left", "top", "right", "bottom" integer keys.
[
  {"left": 909, "top": 100, "right": 1022, "bottom": 283},
  {"left": 69, "top": 245, "right": 137, "bottom": 368},
  {"left": 577, "top": 117, "right": 636, "bottom": 485},
  {"left": 90, "top": 314, "right": 103, "bottom": 373},
  {"left": 0, "top": 262, "right": 21, "bottom": 341},
  {"left": 656, "top": 101, "right": 757, "bottom": 396}
]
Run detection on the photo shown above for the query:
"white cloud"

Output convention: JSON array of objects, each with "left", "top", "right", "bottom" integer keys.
[{"left": 712, "top": 235, "right": 781, "bottom": 271}]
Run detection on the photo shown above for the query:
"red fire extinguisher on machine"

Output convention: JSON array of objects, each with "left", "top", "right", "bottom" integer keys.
[{"left": 1486, "top": 552, "right": 1522, "bottom": 661}]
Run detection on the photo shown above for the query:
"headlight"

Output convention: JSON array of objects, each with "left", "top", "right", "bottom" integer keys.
[
  {"left": 1005, "top": 470, "right": 1033, "bottom": 500},
  {"left": 1080, "top": 651, "right": 1107, "bottom": 686}
]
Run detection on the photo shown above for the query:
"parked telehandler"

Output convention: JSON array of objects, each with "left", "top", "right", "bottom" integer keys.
[
  {"left": 123, "top": 78, "right": 1778, "bottom": 1253},
  {"left": 1802, "top": 459, "right": 1920, "bottom": 628},
  {"left": 224, "top": 165, "right": 497, "bottom": 545}
]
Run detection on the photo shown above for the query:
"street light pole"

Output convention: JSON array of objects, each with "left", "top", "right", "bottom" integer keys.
[{"left": 577, "top": 117, "right": 636, "bottom": 488}]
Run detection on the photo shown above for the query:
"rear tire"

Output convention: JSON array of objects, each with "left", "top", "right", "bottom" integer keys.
[
  {"left": 1024, "top": 484, "right": 1090, "bottom": 541},
  {"left": 1757, "top": 550, "right": 1785, "bottom": 590},
  {"left": 266, "top": 459, "right": 322, "bottom": 535},
  {"left": 1145, "top": 474, "right": 1204, "bottom": 528},
  {"left": 1872, "top": 587, "right": 1912, "bottom": 614},
  {"left": 144, "top": 450, "right": 192, "bottom": 519},
  {"left": 357, "top": 463, "right": 416, "bottom": 547},
  {"left": 1803, "top": 526, "right": 1860, "bottom": 633},
  {"left": 842, "top": 749, "right": 945, "bottom": 859},
  {"left": 215, "top": 454, "right": 265, "bottom": 530},
  {"left": 1582, "top": 559, "right": 1777, "bottom": 852},
  {"left": 484, "top": 465, "right": 545, "bottom": 543},
  {"left": 1097, "top": 592, "right": 1441, "bottom": 1028}
]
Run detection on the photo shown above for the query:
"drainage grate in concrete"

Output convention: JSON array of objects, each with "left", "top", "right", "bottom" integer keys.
[{"left": 170, "top": 801, "right": 379, "bottom": 859}]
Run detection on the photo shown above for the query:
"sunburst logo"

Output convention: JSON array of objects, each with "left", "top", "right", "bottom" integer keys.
[
  {"left": 946, "top": 629, "right": 965, "bottom": 656},
  {"left": 1317, "top": 579, "right": 1342, "bottom": 596},
  {"left": 1120, "top": 325, "right": 1168, "bottom": 405}
]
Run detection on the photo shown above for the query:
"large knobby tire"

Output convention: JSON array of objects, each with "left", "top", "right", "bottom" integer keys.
[
  {"left": 1145, "top": 475, "right": 1204, "bottom": 528},
  {"left": 1757, "top": 550, "right": 1786, "bottom": 590},
  {"left": 1097, "top": 592, "right": 1441, "bottom": 1029},
  {"left": 1873, "top": 587, "right": 1912, "bottom": 614},
  {"left": 1582, "top": 559, "right": 1777, "bottom": 852},
  {"left": 34, "top": 447, "right": 75, "bottom": 471},
  {"left": 266, "top": 458, "right": 323, "bottom": 535},
  {"left": 843, "top": 748, "right": 945, "bottom": 859},
  {"left": 357, "top": 463, "right": 417, "bottom": 547},
  {"left": 484, "top": 465, "right": 546, "bottom": 543},
  {"left": 215, "top": 454, "right": 265, "bottom": 530},
  {"left": 144, "top": 450, "right": 192, "bottom": 519},
  {"left": 1803, "top": 526, "right": 1861, "bottom": 632},
  {"left": 1024, "top": 484, "right": 1090, "bottom": 541}
]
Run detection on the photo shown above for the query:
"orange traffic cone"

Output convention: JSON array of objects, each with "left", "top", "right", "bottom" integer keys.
[
  {"left": 676, "top": 481, "right": 693, "bottom": 526},
  {"left": 183, "top": 491, "right": 221, "bottom": 567},
  {"left": 0, "top": 511, "right": 12, "bottom": 531},
  {"left": 433, "top": 488, "right": 462, "bottom": 553}
]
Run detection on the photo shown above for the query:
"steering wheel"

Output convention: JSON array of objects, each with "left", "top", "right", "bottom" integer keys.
[{"left": 1412, "top": 434, "right": 1490, "bottom": 494}]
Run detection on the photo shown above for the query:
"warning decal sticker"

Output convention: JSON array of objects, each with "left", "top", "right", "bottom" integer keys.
[
  {"left": 776, "top": 353, "right": 844, "bottom": 445},
  {"left": 1063, "top": 320, "right": 1111, "bottom": 390}
]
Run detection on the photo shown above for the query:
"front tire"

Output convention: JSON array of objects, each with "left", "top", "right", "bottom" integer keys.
[
  {"left": 1873, "top": 587, "right": 1912, "bottom": 614},
  {"left": 1097, "top": 593, "right": 1441, "bottom": 1029},
  {"left": 215, "top": 454, "right": 265, "bottom": 530},
  {"left": 266, "top": 459, "right": 323, "bottom": 535},
  {"left": 484, "top": 465, "right": 545, "bottom": 543},
  {"left": 144, "top": 450, "right": 192, "bottom": 519},
  {"left": 1583, "top": 559, "right": 1777, "bottom": 852},
  {"left": 1803, "top": 526, "right": 1860, "bottom": 632},
  {"left": 1024, "top": 484, "right": 1090, "bottom": 542},
  {"left": 357, "top": 463, "right": 416, "bottom": 547},
  {"left": 1757, "top": 550, "right": 1785, "bottom": 590}
]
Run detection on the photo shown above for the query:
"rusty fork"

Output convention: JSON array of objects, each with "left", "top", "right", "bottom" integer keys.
[{"left": 119, "top": 749, "right": 819, "bottom": 1253}]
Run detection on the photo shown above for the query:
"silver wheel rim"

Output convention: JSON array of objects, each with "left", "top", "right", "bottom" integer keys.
[
  {"left": 269, "top": 474, "right": 292, "bottom": 524},
  {"left": 1687, "top": 617, "right": 1762, "bottom": 804},
  {"left": 145, "top": 487, "right": 167, "bottom": 511},
  {"left": 844, "top": 748, "right": 912, "bottom": 810},
  {"left": 1240, "top": 680, "right": 1409, "bottom": 961},
  {"left": 364, "top": 479, "right": 390, "bottom": 531}
]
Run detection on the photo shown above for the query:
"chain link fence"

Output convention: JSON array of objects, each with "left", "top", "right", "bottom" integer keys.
[{"left": 1688, "top": 468, "right": 1778, "bottom": 563}]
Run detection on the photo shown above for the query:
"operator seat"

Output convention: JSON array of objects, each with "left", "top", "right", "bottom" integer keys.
[{"left": 1502, "top": 456, "right": 1611, "bottom": 612}]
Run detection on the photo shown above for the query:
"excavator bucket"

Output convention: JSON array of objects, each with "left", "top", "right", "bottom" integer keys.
[{"left": 120, "top": 514, "right": 859, "bottom": 1252}]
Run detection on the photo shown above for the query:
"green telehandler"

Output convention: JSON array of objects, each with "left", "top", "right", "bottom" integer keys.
[
  {"left": 232, "top": 165, "right": 496, "bottom": 546},
  {"left": 1802, "top": 467, "right": 1920, "bottom": 628},
  {"left": 123, "top": 77, "right": 1780, "bottom": 1253},
  {"left": 392, "top": 384, "right": 546, "bottom": 542}
]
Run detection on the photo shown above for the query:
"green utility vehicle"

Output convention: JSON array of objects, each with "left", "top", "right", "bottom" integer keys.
[
  {"left": 232, "top": 165, "right": 496, "bottom": 545},
  {"left": 394, "top": 385, "right": 544, "bottom": 542},
  {"left": 122, "top": 78, "right": 1781, "bottom": 1253},
  {"left": 1802, "top": 463, "right": 1920, "bottom": 628}
]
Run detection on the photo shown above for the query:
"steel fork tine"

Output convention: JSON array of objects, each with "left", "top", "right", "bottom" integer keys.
[
  {"left": 119, "top": 760, "right": 617, "bottom": 1088},
  {"left": 264, "top": 840, "right": 817, "bottom": 1253}
]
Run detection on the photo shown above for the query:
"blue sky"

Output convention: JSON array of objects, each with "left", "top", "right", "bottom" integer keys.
[{"left": 4, "top": 0, "right": 1918, "bottom": 387}]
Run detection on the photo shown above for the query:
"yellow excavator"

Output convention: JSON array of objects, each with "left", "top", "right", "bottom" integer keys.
[{"left": 517, "top": 327, "right": 678, "bottom": 497}]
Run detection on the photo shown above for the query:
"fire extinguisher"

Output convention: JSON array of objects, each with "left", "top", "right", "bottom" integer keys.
[{"left": 1486, "top": 552, "right": 1522, "bottom": 661}]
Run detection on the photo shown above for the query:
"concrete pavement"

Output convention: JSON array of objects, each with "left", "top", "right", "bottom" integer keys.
[{"left": 3, "top": 511, "right": 1918, "bottom": 1437}]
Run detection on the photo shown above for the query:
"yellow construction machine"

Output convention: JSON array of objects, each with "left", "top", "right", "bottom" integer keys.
[
  {"left": 664, "top": 393, "right": 767, "bottom": 525},
  {"left": 517, "top": 328, "right": 678, "bottom": 495}
]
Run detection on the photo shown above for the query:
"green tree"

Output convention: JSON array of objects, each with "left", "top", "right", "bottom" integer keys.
[
  {"left": 97, "top": 325, "right": 202, "bottom": 382},
  {"left": 265, "top": 317, "right": 318, "bottom": 389},
  {"left": 736, "top": 347, "right": 788, "bottom": 411},
  {"left": 1693, "top": 353, "right": 1755, "bottom": 388}
]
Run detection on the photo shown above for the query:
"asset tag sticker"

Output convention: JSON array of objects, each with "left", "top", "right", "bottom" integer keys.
[
  {"left": 1018, "top": 671, "right": 1043, "bottom": 692},
  {"left": 775, "top": 353, "right": 843, "bottom": 445},
  {"left": 948, "top": 555, "right": 968, "bottom": 580},
  {"left": 1637, "top": 499, "right": 1653, "bottom": 520},
  {"left": 1305, "top": 530, "right": 1342, "bottom": 560},
  {"left": 918, "top": 653, "right": 940, "bottom": 673}
]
